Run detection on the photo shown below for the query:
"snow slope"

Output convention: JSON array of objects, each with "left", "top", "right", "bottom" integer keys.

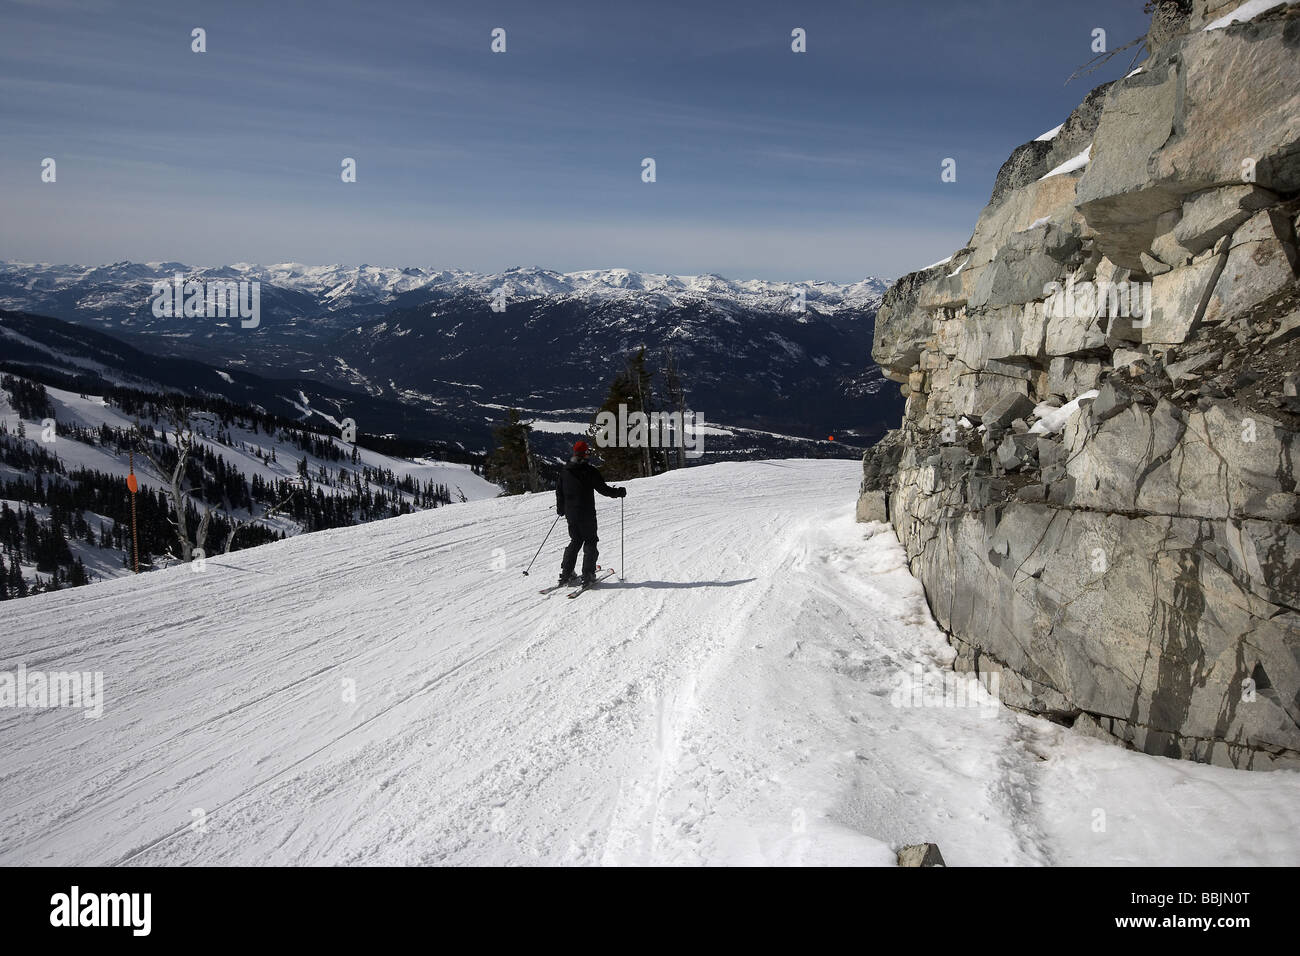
[
  {"left": 10, "top": 383, "right": 500, "bottom": 504},
  {"left": 1, "top": 461, "right": 1296, "bottom": 866},
  {"left": 0, "top": 381, "right": 499, "bottom": 591}
]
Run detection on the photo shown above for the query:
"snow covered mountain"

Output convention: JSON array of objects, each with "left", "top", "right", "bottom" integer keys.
[
  {"left": 333, "top": 287, "right": 896, "bottom": 445},
  {"left": 0, "top": 308, "right": 491, "bottom": 446},
  {"left": 0, "top": 261, "right": 902, "bottom": 449},
  {"left": 0, "top": 260, "right": 889, "bottom": 324},
  {"left": 2, "top": 460, "right": 1296, "bottom": 865}
]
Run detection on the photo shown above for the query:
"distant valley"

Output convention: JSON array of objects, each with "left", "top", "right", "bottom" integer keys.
[{"left": 0, "top": 261, "right": 902, "bottom": 457}]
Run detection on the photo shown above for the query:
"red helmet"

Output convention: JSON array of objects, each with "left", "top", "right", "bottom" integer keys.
[{"left": 573, "top": 440, "right": 589, "bottom": 458}]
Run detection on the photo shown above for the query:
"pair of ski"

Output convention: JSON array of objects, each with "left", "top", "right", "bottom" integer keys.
[{"left": 539, "top": 567, "right": 616, "bottom": 599}]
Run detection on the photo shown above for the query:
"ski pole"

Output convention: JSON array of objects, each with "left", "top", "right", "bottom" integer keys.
[
  {"left": 522, "top": 514, "right": 561, "bottom": 576},
  {"left": 620, "top": 497, "right": 625, "bottom": 582}
]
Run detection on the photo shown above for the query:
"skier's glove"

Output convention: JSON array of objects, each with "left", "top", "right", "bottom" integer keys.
[{"left": 615, "top": 487, "right": 627, "bottom": 498}]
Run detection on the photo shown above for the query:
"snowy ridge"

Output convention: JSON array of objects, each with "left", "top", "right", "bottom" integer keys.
[
  {"left": 0, "top": 379, "right": 499, "bottom": 592},
  {"left": 1, "top": 461, "right": 1295, "bottom": 865},
  {"left": 0, "top": 261, "right": 889, "bottom": 316}
]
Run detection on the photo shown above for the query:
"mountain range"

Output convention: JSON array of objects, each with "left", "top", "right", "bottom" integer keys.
[
  {"left": 0, "top": 261, "right": 888, "bottom": 321},
  {"left": 0, "top": 262, "right": 901, "bottom": 452}
]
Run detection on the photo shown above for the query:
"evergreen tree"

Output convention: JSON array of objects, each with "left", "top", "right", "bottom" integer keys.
[
  {"left": 661, "top": 347, "right": 689, "bottom": 471},
  {"left": 486, "top": 408, "right": 536, "bottom": 495},
  {"left": 591, "top": 347, "right": 656, "bottom": 481}
]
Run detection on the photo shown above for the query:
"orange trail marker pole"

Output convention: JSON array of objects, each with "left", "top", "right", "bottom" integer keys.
[{"left": 127, "top": 451, "right": 140, "bottom": 574}]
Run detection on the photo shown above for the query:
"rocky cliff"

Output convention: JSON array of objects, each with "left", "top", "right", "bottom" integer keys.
[{"left": 860, "top": 0, "right": 1300, "bottom": 769}]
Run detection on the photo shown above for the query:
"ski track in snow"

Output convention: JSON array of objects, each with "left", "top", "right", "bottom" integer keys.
[{"left": 1, "top": 460, "right": 1297, "bottom": 866}]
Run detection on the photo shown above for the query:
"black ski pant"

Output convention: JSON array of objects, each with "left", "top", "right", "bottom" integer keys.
[{"left": 560, "top": 515, "right": 599, "bottom": 579}]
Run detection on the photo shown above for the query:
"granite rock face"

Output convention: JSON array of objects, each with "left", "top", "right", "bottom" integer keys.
[
  {"left": 897, "top": 843, "right": 947, "bottom": 867},
  {"left": 860, "top": 0, "right": 1300, "bottom": 770}
]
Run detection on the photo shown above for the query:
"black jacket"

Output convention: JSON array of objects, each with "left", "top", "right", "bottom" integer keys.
[{"left": 556, "top": 459, "right": 620, "bottom": 521}]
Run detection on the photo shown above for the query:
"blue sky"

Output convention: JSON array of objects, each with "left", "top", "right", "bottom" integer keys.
[{"left": 0, "top": 0, "right": 1151, "bottom": 281}]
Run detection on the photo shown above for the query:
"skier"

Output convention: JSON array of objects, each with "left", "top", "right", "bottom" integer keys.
[{"left": 556, "top": 440, "right": 626, "bottom": 589}]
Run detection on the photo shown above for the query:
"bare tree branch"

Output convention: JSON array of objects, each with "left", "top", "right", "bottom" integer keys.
[
  {"left": 1065, "top": 34, "right": 1146, "bottom": 86},
  {"left": 222, "top": 481, "right": 300, "bottom": 554},
  {"left": 133, "top": 403, "right": 204, "bottom": 562}
]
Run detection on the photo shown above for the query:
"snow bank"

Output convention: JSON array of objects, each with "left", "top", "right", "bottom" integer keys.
[
  {"left": 1029, "top": 389, "right": 1099, "bottom": 435},
  {"left": 1039, "top": 145, "right": 1091, "bottom": 180},
  {"left": 525, "top": 420, "right": 593, "bottom": 435},
  {"left": 1204, "top": 0, "right": 1285, "bottom": 30}
]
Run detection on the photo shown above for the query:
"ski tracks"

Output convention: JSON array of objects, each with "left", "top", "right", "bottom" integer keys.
[{"left": 0, "top": 461, "right": 1078, "bottom": 865}]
